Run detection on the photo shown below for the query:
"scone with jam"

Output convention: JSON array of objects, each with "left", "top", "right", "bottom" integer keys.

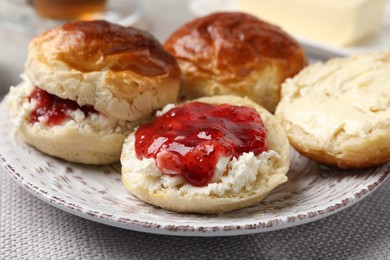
[
  {"left": 7, "top": 20, "right": 180, "bottom": 164},
  {"left": 121, "top": 95, "right": 290, "bottom": 213}
]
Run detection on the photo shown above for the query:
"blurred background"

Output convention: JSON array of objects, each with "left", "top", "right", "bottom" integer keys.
[
  {"left": 0, "top": 0, "right": 194, "bottom": 97},
  {"left": 0, "top": 0, "right": 389, "bottom": 97}
]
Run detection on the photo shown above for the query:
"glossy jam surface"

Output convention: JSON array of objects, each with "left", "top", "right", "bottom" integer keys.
[
  {"left": 28, "top": 86, "right": 97, "bottom": 126},
  {"left": 135, "top": 102, "right": 268, "bottom": 187}
]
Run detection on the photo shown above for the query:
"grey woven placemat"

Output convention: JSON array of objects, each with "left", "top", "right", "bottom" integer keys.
[{"left": 1, "top": 168, "right": 390, "bottom": 260}]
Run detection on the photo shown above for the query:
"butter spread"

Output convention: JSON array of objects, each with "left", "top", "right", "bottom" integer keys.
[{"left": 277, "top": 51, "right": 390, "bottom": 145}]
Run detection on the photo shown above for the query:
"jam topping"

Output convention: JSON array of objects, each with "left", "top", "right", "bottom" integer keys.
[
  {"left": 135, "top": 102, "right": 268, "bottom": 187},
  {"left": 28, "top": 86, "right": 97, "bottom": 126}
]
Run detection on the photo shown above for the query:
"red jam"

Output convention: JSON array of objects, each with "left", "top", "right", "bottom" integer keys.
[
  {"left": 135, "top": 102, "right": 268, "bottom": 187},
  {"left": 28, "top": 86, "right": 97, "bottom": 126}
]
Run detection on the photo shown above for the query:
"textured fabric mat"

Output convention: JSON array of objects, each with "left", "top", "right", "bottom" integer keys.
[{"left": 1, "top": 167, "right": 390, "bottom": 260}]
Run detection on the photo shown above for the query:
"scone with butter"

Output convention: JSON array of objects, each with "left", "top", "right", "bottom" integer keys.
[
  {"left": 7, "top": 20, "right": 180, "bottom": 165},
  {"left": 121, "top": 95, "right": 290, "bottom": 213},
  {"left": 275, "top": 50, "right": 390, "bottom": 169},
  {"left": 164, "top": 12, "right": 307, "bottom": 113}
]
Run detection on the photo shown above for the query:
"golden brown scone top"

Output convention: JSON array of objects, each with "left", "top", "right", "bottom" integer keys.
[
  {"left": 32, "top": 20, "right": 180, "bottom": 78},
  {"left": 164, "top": 12, "right": 306, "bottom": 84}
]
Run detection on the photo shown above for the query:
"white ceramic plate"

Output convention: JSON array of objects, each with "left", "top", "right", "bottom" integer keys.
[{"left": 1, "top": 99, "right": 389, "bottom": 237}]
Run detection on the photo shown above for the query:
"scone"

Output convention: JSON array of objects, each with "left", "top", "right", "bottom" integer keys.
[
  {"left": 164, "top": 12, "right": 307, "bottom": 113},
  {"left": 275, "top": 50, "right": 390, "bottom": 169},
  {"left": 121, "top": 95, "right": 290, "bottom": 213},
  {"left": 7, "top": 20, "right": 180, "bottom": 165}
]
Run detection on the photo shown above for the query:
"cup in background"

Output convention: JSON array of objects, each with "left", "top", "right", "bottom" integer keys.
[{"left": 32, "top": 0, "right": 108, "bottom": 20}]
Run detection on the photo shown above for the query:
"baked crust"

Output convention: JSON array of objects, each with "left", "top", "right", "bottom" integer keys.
[
  {"left": 164, "top": 12, "right": 307, "bottom": 112},
  {"left": 275, "top": 50, "right": 390, "bottom": 169},
  {"left": 26, "top": 20, "right": 180, "bottom": 121},
  {"left": 121, "top": 95, "right": 290, "bottom": 213}
]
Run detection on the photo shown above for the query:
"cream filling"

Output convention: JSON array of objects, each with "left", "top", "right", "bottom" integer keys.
[
  {"left": 122, "top": 103, "right": 281, "bottom": 196},
  {"left": 8, "top": 79, "right": 133, "bottom": 135},
  {"left": 123, "top": 133, "right": 281, "bottom": 197}
]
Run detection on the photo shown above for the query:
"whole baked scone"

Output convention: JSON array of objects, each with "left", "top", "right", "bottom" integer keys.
[
  {"left": 7, "top": 20, "right": 180, "bottom": 165},
  {"left": 275, "top": 50, "right": 390, "bottom": 169},
  {"left": 164, "top": 12, "right": 307, "bottom": 113},
  {"left": 121, "top": 95, "right": 290, "bottom": 213}
]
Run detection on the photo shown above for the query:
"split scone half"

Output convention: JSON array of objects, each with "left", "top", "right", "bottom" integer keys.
[
  {"left": 121, "top": 95, "right": 290, "bottom": 213},
  {"left": 275, "top": 50, "right": 390, "bottom": 169},
  {"left": 7, "top": 20, "right": 180, "bottom": 165}
]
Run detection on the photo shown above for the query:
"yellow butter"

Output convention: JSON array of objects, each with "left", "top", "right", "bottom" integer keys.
[{"left": 239, "top": 0, "right": 385, "bottom": 46}]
